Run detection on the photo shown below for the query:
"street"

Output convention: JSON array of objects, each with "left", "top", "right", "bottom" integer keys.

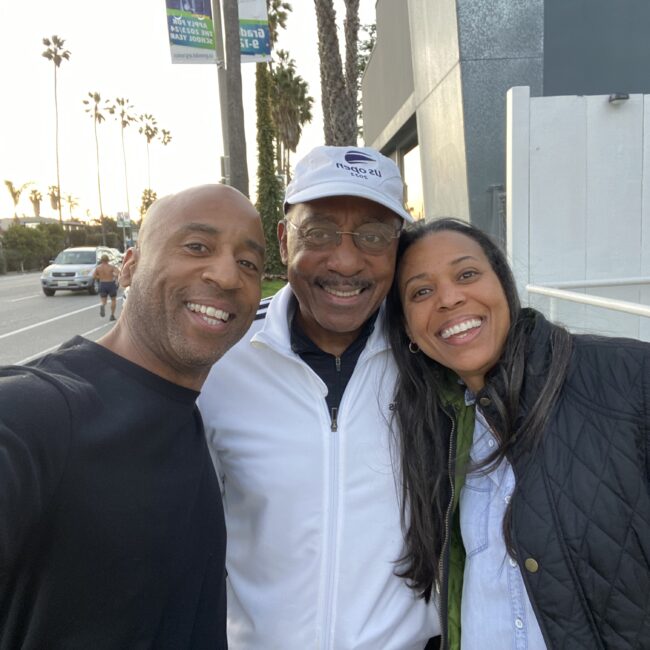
[{"left": 0, "top": 272, "right": 122, "bottom": 366}]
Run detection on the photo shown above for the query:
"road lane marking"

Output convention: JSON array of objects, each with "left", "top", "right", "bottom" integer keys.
[
  {"left": 10, "top": 294, "right": 42, "bottom": 302},
  {"left": 0, "top": 297, "right": 123, "bottom": 341},
  {"left": 15, "top": 323, "right": 113, "bottom": 365}
]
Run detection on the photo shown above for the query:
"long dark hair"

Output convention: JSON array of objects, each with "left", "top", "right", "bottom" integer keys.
[{"left": 386, "top": 218, "right": 572, "bottom": 600}]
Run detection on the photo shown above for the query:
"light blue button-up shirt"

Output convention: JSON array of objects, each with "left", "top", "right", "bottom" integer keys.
[{"left": 459, "top": 394, "right": 546, "bottom": 649}]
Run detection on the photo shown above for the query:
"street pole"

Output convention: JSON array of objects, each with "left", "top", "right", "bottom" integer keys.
[{"left": 211, "top": 0, "right": 230, "bottom": 184}]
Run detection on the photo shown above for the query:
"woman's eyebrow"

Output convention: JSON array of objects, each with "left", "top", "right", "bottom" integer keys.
[{"left": 450, "top": 255, "right": 478, "bottom": 265}]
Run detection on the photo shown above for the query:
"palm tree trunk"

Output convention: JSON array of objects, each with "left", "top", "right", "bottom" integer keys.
[
  {"left": 54, "top": 66, "right": 63, "bottom": 226},
  {"left": 146, "top": 142, "right": 151, "bottom": 189},
  {"left": 94, "top": 119, "right": 106, "bottom": 245},
  {"left": 121, "top": 126, "right": 131, "bottom": 217},
  {"left": 314, "top": 0, "right": 358, "bottom": 145},
  {"left": 121, "top": 126, "right": 132, "bottom": 249}
]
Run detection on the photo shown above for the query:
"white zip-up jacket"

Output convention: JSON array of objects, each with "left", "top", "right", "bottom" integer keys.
[{"left": 198, "top": 285, "right": 439, "bottom": 649}]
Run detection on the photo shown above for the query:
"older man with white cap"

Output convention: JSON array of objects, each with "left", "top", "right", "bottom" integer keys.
[{"left": 199, "top": 146, "right": 440, "bottom": 649}]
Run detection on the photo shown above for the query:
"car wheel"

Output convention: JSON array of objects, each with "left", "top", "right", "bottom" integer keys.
[
  {"left": 88, "top": 279, "right": 99, "bottom": 295},
  {"left": 43, "top": 288, "right": 56, "bottom": 297}
]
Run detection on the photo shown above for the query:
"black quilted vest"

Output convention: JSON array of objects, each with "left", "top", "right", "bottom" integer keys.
[{"left": 477, "top": 310, "right": 650, "bottom": 649}]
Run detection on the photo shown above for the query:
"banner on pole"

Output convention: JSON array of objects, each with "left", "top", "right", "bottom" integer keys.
[
  {"left": 239, "top": 0, "right": 271, "bottom": 63},
  {"left": 165, "top": 0, "right": 271, "bottom": 65},
  {"left": 166, "top": 0, "right": 217, "bottom": 64}
]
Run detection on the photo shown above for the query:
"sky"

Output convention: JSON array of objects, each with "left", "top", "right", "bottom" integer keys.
[{"left": 0, "top": 0, "right": 376, "bottom": 222}]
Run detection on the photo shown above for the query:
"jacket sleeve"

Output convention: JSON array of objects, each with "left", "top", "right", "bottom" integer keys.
[
  {"left": 645, "top": 351, "right": 650, "bottom": 488},
  {"left": 0, "top": 371, "right": 71, "bottom": 578}
]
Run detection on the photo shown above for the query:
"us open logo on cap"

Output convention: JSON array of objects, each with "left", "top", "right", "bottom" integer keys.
[
  {"left": 336, "top": 149, "right": 382, "bottom": 179},
  {"left": 344, "top": 150, "right": 375, "bottom": 165}
]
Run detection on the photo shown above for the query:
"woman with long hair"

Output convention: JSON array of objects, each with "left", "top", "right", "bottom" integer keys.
[{"left": 386, "top": 218, "right": 650, "bottom": 649}]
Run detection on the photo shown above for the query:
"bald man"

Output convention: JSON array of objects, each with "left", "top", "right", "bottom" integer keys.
[{"left": 0, "top": 185, "right": 265, "bottom": 649}]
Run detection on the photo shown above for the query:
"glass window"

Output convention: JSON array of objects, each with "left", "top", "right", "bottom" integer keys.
[{"left": 402, "top": 145, "right": 424, "bottom": 220}]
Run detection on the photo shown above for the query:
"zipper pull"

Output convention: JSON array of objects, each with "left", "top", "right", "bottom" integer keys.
[
  {"left": 335, "top": 356, "right": 341, "bottom": 371},
  {"left": 330, "top": 406, "right": 338, "bottom": 432}
]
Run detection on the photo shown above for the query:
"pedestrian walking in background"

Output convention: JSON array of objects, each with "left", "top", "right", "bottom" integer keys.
[{"left": 93, "top": 253, "right": 120, "bottom": 321}]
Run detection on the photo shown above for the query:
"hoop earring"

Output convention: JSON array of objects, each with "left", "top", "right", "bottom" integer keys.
[{"left": 408, "top": 341, "right": 419, "bottom": 354}]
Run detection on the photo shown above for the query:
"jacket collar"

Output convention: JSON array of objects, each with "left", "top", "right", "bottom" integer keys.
[{"left": 252, "top": 283, "right": 391, "bottom": 357}]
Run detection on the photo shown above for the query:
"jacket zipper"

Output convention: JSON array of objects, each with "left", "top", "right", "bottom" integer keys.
[
  {"left": 321, "top": 348, "right": 387, "bottom": 648},
  {"left": 330, "top": 356, "right": 342, "bottom": 432},
  {"left": 439, "top": 410, "right": 456, "bottom": 650},
  {"left": 323, "top": 355, "right": 343, "bottom": 646}
]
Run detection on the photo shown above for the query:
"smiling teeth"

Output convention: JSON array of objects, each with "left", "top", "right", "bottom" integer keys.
[
  {"left": 186, "top": 302, "right": 231, "bottom": 322},
  {"left": 324, "top": 286, "right": 363, "bottom": 298},
  {"left": 440, "top": 318, "right": 482, "bottom": 339}
]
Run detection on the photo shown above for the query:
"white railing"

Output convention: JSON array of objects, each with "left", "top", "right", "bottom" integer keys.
[
  {"left": 526, "top": 280, "right": 650, "bottom": 330},
  {"left": 534, "top": 277, "right": 650, "bottom": 290}
]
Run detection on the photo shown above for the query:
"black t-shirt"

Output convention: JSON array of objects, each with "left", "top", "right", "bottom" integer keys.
[{"left": 0, "top": 337, "right": 227, "bottom": 649}]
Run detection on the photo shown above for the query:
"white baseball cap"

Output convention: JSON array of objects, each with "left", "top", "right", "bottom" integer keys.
[{"left": 284, "top": 146, "right": 413, "bottom": 222}]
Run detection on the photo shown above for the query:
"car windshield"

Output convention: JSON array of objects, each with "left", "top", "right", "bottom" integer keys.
[{"left": 54, "top": 251, "right": 96, "bottom": 265}]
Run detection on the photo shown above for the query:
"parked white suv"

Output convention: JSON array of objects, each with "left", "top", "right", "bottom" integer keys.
[{"left": 40, "top": 246, "right": 119, "bottom": 297}]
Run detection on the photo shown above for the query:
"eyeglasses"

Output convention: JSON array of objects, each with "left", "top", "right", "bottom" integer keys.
[{"left": 284, "top": 219, "right": 402, "bottom": 253}]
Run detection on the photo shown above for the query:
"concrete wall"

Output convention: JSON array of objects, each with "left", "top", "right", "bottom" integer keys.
[
  {"left": 407, "top": 0, "right": 470, "bottom": 220},
  {"left": 365, "top": 0, "right": 544, "bottom": 231},
  {"left": 361, "top": 0, "right": 414, "bottom": 148},
  {"left": 457, "top": 0, "right": 543, "bottom": 237}
]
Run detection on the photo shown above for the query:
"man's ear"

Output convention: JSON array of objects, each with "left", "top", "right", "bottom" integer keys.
[
  {"left": 277, "top": 220, "right": 289, "bottom": 265},
  {"left": 119, "top": 247, "right": 139, "bottom": 287}
]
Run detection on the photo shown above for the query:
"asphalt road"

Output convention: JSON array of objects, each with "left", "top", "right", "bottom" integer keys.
[{"left": 0, "top": 272, "right": 123, "bottom": 366}]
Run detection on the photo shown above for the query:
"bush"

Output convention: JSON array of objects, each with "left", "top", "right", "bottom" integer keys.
[
  {"left": 68, "top": 229, "right": 88, "bottom": 247},
  {"left": 2, "top": 224, "right": 47, "bottom": 271}
]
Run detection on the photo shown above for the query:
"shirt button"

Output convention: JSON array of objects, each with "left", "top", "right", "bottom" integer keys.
[
  {"left": 515, "top": 618, "right": 524, "bottom": 629},
  {"left": 479, "top": 396, "right": 491, "bottom": 406},
  {"left": 525, "top": 557, "right": 539, "bottom": 573},
  {"left": 488, "top": 439, "right": 495, "bottom": 448},
  {"left": 504, "top": 495, "right": 511, "bottom": 504},
  {"left": 509, "top": 557, "right": 517, "bottom": 568}
]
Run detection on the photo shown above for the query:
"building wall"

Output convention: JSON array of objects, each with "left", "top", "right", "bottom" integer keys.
[
  {"left": 363, "top": 0, "right": 650, "bottom": 238},
  {"left": 407, "top": 0, "right": 470, "bottom": 220},
  {"left": 457, "top": 0, "right": 543, "bottom": 237},
  {"left": 361, "top": 0, "right": 414, "bottom": 148},
  {"left": 364, "top": 0, "right": 543, "bottom": 232},
  {"left": 544, "top": 0, "right": 650, "bottom": 97}
]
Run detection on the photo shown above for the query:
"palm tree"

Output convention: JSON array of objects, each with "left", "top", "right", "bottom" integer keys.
[
  {"left": 255, "top": 0, "right": 291, "bottom": 275},
  {"left": 29, "top": 189, "right": 43, "bottom": 217},
  {"left": 83, "top": 91, "right": 109, "bottom": 245},
  {"left": 107, "top": 97, "right": 137, "bottom": 222},
  {"left": 356, "top": 23, "right": 376, "bottom": 139},
  {"left": 270, "top": 51, "right": 313, "bottom": 181},
  {"left": 160, "top": 129, "right": 172, "bottom": 147},
  {"left": 138, "top": 113, "right": 158, "bottom": 189},
  {"left": 4, "top": 180, "right": 32, "bottom": 218},
  {"left": 139, "top": 188, "right": 157, "bottom": 219},
  {"left": 64, "top": 193, "right": 79, "bottom": 219},
  {"left": 313, "top": 0, "right": 359, "bottom": 145},
  {"left": 48, "top": 185, "right": 61, "bottom": 212},
  {"left": 267, "top": 0, "right": 291, "bottom": 44},
  {"left": 42, "top": 35, "right": 71, "bottom": 226}
]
